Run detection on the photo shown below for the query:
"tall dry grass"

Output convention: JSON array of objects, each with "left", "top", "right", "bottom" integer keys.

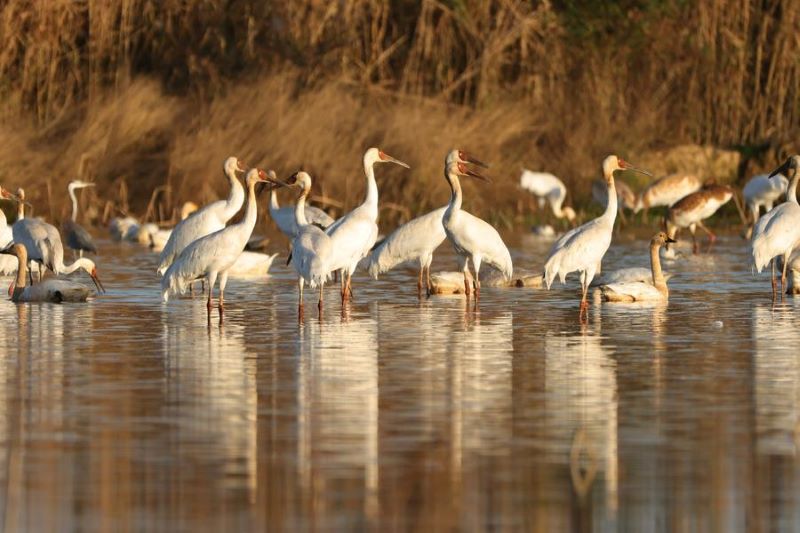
[{"left": 0, "top": 0, "right": 798, "bottom": 230}]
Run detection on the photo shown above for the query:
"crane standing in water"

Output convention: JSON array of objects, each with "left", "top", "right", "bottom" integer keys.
[
  {"left": 442, "top": 152, "right": 513, "bottom": 299},
  {"left": 161, "top": 169, "right": 280, "bottom": 312},
  {"left": 367, "top": 150, "right": 487, "bottom": 297},
  {"left": 63, "top": 180, "right": 98, "bottom": 258},
  {"left": 545, "top": 155, "right": 652, "bottom": 320},
  {"left": 325, "top": 148, "right": 410, "bottom": 303},
  {"left": 751, "top": 155, "right": 800, "bottom": 297}
]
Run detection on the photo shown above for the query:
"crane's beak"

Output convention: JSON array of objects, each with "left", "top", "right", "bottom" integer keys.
[
  {"left": 619, "top": 160, "right": 653, "bottom": 177},
  {"left": 666, "top": 236, "right": 677, "bottom": 243},
  {"left": 90, "top": 268, "right": 106, "bottom": 294},
  {"left": 379, "top": 151, "right": 410, "bottom": 169},
  {"left": 769, "top": 158, "right": 793, "bottom": 179},
  {"left": 0, "top": 188, "right": 30, "bottom": 206},
  {"left": 458, "top": 162, "right": 491, "bottom": 182},
  {"left": 460, "top": 152, "right": 490, "bottom": 169}
]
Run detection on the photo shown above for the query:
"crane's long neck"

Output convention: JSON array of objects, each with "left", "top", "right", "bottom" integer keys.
[
  {"left": 552, "top": 195, "right": 565, "bottom": 218},
  {"left": 650, "top": 242, "right": 667, "bottom": 295},
  {"left": 69, "top": 186, "right": 79, "bottom": 222},
  {"left": 601, "top": 175, "right": 618, "bottom": 224},
  {"left": 445, "top": 170, "right": 463, "bottom": 215},
  {"left": 17, "top": 199, "right": 24, "bottom": 221},
  {"left": 363, "top": 161, "right": 379, "bottom": 219},
  {"left": 270, "top": 189, "right": 280, "bottom": 211},
  {"left": 234, "top": 181, "right": 260, "bottom": 237},
  {"left": 295, "top": 187, "right": 310, "bottom": 227},
  {"left": 788, "top": 170, "right": 799, "bottom": 205},
  {"left": 221, "top": 170, "right": 245, "bottom": 221},
  {"left": 59, "top": 257, "right": 94, "bottom": 276}
]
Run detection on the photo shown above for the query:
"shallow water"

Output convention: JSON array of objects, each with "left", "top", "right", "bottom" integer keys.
[{"left": 0, "top": 233, "right": 799, "bottom": 531}]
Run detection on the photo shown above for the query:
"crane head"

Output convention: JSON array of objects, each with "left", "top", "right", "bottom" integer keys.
[
  {"left": 90, "top": 266, "right": 106, "bottom": 294},
  {"left": 287, "top": 171, "right": 313, "bottom": 195},
  {"left": 603, "top": 155, "right": 651, "bottom": 184},
  {"left": 454, "top": 161, "right": 491, "bottom": 182},
  {"left": 224, "top": 156, "right": 247, "bottom": 176},
  {"left": 769, "top": 155, "right": 799, "bottom": 180}
]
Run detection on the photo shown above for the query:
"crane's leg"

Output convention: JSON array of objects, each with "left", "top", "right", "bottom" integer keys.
[
  {"left": 472, "top": 256, "right": 482, "bottom": 300},
  {"left": 781, "top": 252, "right": 790, "bottom": 300},
  {"left": 697, "top": 221, "right": 716, "bottom": 249},
  {"left": 771, "top": 259, "right": 777, "bottom": 299},
  {"left": 298, "top": 277, "right": 305, "bottom": 320},
  {"left": 206, "top": 271, "right": 218, "bottom": 313},
  {"left": 690, "top": 226, "right": 698, "bottom": 254},
  {"left": 425, "top": 256, "right": 433, "bottom": 297},
  {"left": 79, "top": 249, "right": 84, "bottom": 259},
  {"left": 218, "top": 272, "right": 229, "bottom": 312},
  {"left": 318, "top": 282, "right": 324, "bottom": 317},
  {"left": 579, "top": 270, "right": 589, "bottom": 320},
  {"left": 340, "top": 269, "right": 347, "bottom": 302},
  {"left": 460, "top": 257, "right": 471, "bottom": 297},
  {"left": 417, "top": 265, "right": 424, "bottom": 298}
]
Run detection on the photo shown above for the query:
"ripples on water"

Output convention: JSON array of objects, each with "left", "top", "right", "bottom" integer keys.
[{"left": 0, "top": 234, "right": 799, "bottom": 531}]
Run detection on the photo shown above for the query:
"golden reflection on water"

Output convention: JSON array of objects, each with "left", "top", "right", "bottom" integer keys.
[{"left": 0, "top": 237, "right": 799, "bottom": 530}]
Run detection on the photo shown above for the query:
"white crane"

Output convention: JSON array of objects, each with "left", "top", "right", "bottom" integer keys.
[
  {"left": 157, "top": 156, "right": 246, "bottom": 276},
  {"left": 751, "top": 155, "right": 800, "bottom": 296},
  {"left": 0, "top": 185, "right": 18, "bottom": 248},
  {"left": 442, "top": 151, "right": 513, "bottom": 298},
  {"left": 269, "top": 170, "right": 335, "bottom": 238},
  {"left": 325, "top": 147, "right": 410, "bottom": 302},
  {"left": 11, "top": 195, "right": 105, "bottom": 291},
  {"left": 743, "top": 173, "right": 788, "bottom": 237},
  {"left": 286, "top": 171, "right": 334, "bottom": 316},
  {"left": 600, "top": 232, "right": 675, "bottom": 302},
  {"left": 63, "top": 180, "right": 97, "bottom": 258},
  {"left": 367, "top": 150, "right": 487, "bottom": 296},
  {"left": 519, "top": 170, "right": 576, "bottom": 223},
  {"left": 1, "top": 243, "right": 97, "bottom": 302},
  {"left": 161, "top": 168, "right": 277, "bottom": 311},
  {"left": 544, "top": 155, "right": 651, "bottom": 319}
]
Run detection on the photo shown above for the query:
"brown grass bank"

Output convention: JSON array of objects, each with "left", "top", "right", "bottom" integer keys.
[{"left": 0, "top": 0, "right": 798, "bottom": 231}]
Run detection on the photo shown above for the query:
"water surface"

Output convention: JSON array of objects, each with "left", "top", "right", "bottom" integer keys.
[{"left": 0, "top": 234, "right": 798, "bottom": 531}]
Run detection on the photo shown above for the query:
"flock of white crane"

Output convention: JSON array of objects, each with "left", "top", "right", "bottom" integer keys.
[{"left": 1, "top": 148, "right": 799, "bottom": 320}]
